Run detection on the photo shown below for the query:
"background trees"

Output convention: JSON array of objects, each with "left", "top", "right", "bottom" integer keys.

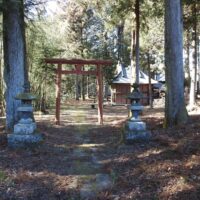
[
  {"left": 1, "top": 0, "right": 200, "bottom": 128},
  {"left": 183, "top": 0, "right": 200, "bottom": 108}
]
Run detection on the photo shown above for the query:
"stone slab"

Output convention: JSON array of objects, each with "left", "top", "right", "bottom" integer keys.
[
  {"left": 7, "top": 133, "right": 43, "bottom": 148},
  {"left": 129, "top": 118, "right": 141, "bottom": 122},
  {"left": 130, "top": 105, "right": 144, "bottom": 111},
  {"left": 19, "top": 118, "right": 33, "bottom": 124},
  {"left": 80, "top": 183, "right": 96, "bottom": 199},
  {"left": 125, "top": 121, "right": 146, "bottom": 131},
  {"left": 96, "top": 173, "right": 112, "bottom": 190},
  {"left": 124, "top": 130, "right": 151, "bottom": 144},
  {"left": 17, "top": 106, "right": 34, "bottom": 112},
  {"left": 80, "top": 173, "right": 112, "bottom": 199},
  {"left": 14, "top": 123, "right": 36, "bottom": 135}
]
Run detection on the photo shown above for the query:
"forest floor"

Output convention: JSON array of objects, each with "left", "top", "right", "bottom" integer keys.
[{"left": 0, "top": 99, "right": 200, "bottom": 199}]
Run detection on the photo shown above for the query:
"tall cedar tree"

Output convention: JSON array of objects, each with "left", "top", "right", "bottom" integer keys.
[
  {"left": 3, "top": 0, "right": 27, "bottom": 130},
  {"left": 165, "top": 0, "right": 188, "bottom": 127}
]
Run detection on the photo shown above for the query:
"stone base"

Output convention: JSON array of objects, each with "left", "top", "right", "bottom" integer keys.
[
  {"left": 7, "top": 133, "right": 43, "bottom": 148},
  {"left": 124, "top": 130, "right": 151, "bottom": 144},
  {"left": 124, "top": 120, "right": 151, "bottom": 144},
  {"left": 14, "top": 122, "right": 36, "bottom": 135}
]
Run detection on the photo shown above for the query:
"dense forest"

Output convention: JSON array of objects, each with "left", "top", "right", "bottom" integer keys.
[{"left": 0, "top": 0, "right": 200, "bottom": 127}]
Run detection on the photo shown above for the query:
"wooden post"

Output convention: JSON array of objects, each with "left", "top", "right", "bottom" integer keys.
[
  {"left": 55, "top": 64, "right": 62, "bottom": 125},
  {"left": 97, "top": 65, "right": 103, "bottom": 125}
]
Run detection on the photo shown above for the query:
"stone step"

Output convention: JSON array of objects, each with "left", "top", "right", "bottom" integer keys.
[{"left": 80, "top": 173, "right": 113, "bottom": 199}]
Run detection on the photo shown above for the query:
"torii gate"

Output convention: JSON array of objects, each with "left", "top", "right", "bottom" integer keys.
[{"left": 45, "top": 58, "right": 113, "bottom": 125}]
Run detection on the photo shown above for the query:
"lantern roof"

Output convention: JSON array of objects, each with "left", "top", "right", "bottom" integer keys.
[{"left": 15, "top": 92, "right": 37, "bottom": 101}]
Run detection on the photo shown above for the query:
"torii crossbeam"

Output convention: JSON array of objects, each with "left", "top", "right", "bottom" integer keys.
[{"left": 45, "top": 58, "right": 113, "bottom": 125}]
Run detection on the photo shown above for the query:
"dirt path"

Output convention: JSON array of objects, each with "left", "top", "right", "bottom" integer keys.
[{"left": 0, "top": 104, "right": 126, "bottom": 199}]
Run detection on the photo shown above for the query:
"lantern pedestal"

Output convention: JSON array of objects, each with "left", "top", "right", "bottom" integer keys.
[
  {"left": 124, "top": 84, "right": 151, "bottom": 144},
  {"left": 8, "top": 105, "right": 43, "bottom": 148},
  {"left": 124, "top": 119, "right": 151, "bottom": 144},
  {"left": 7, "top": 84, "right": 43, "bottom": 148}
]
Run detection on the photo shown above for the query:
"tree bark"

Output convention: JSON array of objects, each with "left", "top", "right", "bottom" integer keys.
[
  {"left": 189, "top": 2, "right": 197, "bottom": 106},
  {"left": 165, "top": 0, "right": 188, "bottom": 127},
  {"left": 117, "top": 21, "right": 124, "bottom": 63},
  {"left": 0, "top": 34, "right": 4, "bottom": 116},
  {"left": 185, "top": 29, "right": 191, "bottom": 84},
  {"left": 3, "top": 0, "right": 27, "bottom": 130},
  {"left": 135, "top": 0, "right": 140, "bottom": 84},
  {"left": 189, "top": 43, "right": 196, "bottom": 106},
  {"left": 130, "top": 29, "right": 136, "bottom": 84},
  {"left": 197, "top": 36, "right": 200, "bottom": 95},
  {"left": 147, "top": 53, "right": 153, "bottom": 109}
]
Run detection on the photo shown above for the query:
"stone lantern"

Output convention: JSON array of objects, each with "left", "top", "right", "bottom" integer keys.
[
  {"left": 124, "top": 83, "right": 150, "bottom": 144},
  {"left": 7, "top": 83, "right": 43, "bottom": 148}
]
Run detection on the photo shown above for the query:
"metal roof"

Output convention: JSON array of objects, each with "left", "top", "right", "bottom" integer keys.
[{"left": 112, "top": 65, "right": 158, "bottom": 85}]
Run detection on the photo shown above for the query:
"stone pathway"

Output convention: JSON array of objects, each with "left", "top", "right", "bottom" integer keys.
[{"left": 69, "top": 126, "right": 113, "bottom": 199}]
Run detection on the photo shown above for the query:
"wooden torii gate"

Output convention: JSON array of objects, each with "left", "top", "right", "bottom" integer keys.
[{"left": 45, "top": 58, "right": 113, "bottom": 125}]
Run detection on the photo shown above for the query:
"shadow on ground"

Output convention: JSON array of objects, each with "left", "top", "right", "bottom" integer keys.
[{"left": 0, "top": 105, "right": 200, "bottom": 199}]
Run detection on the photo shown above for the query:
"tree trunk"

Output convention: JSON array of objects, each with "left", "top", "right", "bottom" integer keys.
[
  {"left": 130, "top": 29, "right": 136, "bottom": 84},
  {"left": 0, "top": 34, "right": 4, "bottom": 116},
  {"left": 197, "top": 36, "right": 200, "bottom": 95},
  {"left": 186, "top": 29, "right": 191, "bottom": 83},
  {"left": 117, "top": 21, "right": 124, "bottom": 63},
  {"left": 3, "top": 0, "right": 27, "bottom": 130},
  {"left": 103, "top": 31, "right": 109, "bottom": 59},
  {"left": 135, "top": 0, "right": 140, "bottom": 84},
  {"left": 165, "top": 0, "right": 188, "bottom": 127},
  {"left": 189, "top": 44, "right": 196, "bottom": 106},
  {"left": 189, "top": 2, "right": 197, "bottom": 106},
  {"left": 147, "top": 53, "right": 153, "bottom": 108}
]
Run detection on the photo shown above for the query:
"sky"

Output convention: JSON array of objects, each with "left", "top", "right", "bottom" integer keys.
[
  {"left": 45, "top": 0, "right": 69, "bottom": 18},
  {"left": 45, "top": 0, "right": 59, "bottom": 15},
  {"left": 28, "top": 0, "right": 64, "bottom": 19}
]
